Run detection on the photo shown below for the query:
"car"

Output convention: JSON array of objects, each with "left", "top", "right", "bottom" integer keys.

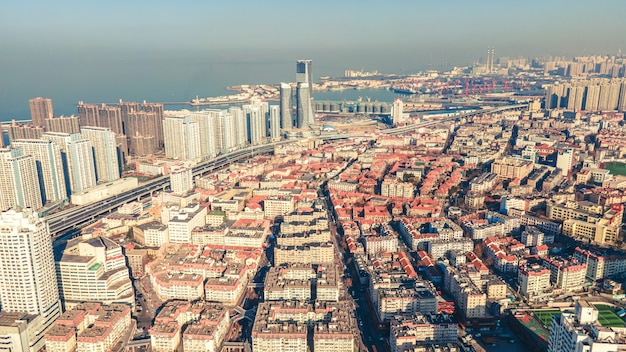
[{"left": 379, "top": 337, "right": 384, "bottom": 341}]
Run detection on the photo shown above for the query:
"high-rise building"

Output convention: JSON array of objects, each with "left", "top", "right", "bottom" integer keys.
[
  {"left": 0, "top": 148, "right": 43, "bottom": 211},
  {"left": 221, "top": 110, "right": 238, "bottom": 152},
  {"left": 42, "top": 132, "right": 97, "bottom": 194},
  {"left": 170, "top": 167, "right": 193, "bottom": 194},
  {"left": 618, "top": 81, "right": 626, "bottom": 111},
  {"left": 243, "top": 99, "right": 268, "bottom": 145},
  {"left": 29, "top": 97, "right": 54, "bottom": 128},
  {"left": 584, "top": 85, "right": 600, "bottom": 111},
  {"left": 567, "top": 86, "right": 585, "bottom": 111},
  {"left": 125, "top": 110, "right": 159, "bottom": 156},
  {"left": 392, "top": 98, "right": 404, "bottom": 125},
  {"left": 45, "top": 115, "right": 80, "bottom": 134},
  {"left": 140, "top": 102, "right": 165, "bottom": 148},
  {"left": 7, "top": 121, "right": 44, "bottom": 144},
  {"left": 296, "top": 60, "right": 315, "bottom": 127},
  {"left": 163, "top": 116, "right": 201, "bottom": 161},
  {"left": 77, "top": 102, "right": 100, "bottom": 127},
  {"left": 187, "top": 111, "right": 219, "bottom": 159},
  {"left": 280, "top": 82, "right": 293, "bottom": 130},
  {"left": 97, "top": 104, "right": 124, "bottom": 135},
  {"left": 230, "top": 107, "right": 248, "bottom": 148},
  {"left": 296, "top": 82, "right": 313, "bottom": 129},
  {"left": 12, "top": 139, "right": 67, "bottom": 203},
  {"left": 81, "top": 126, "right": 121, "bottom": 183},
  {"left": 269, "top": 105, "right": 281, "bottom": 140},
  {"left": 0, "top": 209, "right": 61, "bottom": 349}
]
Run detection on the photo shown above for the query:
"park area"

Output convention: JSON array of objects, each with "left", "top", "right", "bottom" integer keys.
[
  {"left": 515, "top": 311, "right": 552, "bottom": 343},
  {"left": 594, "top": 304, "right": 625, "bottom": 328},
  {"left": 603, "top": 162, "right": 626, "bottom": 176},
  {"left": 533, "top": 309, "right": 561, "bottom": 330}
]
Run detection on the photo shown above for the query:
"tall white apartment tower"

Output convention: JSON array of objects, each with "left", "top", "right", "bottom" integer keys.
[
  {"left": 0, "top": 148, "right": 43, "bottom": 211},
  {"left": 392, "top": 98, "right": 404, "bottom": 125},
  {"left": 163, "top": 116, "right": 201, "bottom": 162},
  {"left": 187, "top": 111, "right": 218, "bottom": 159},
  {"left": 0, "top": 209, "right": 61, "bottom": 349},
  {"left": 243, "top": 98, "right": 269, "bottom": 145},
  {"left": 41, "top": 132, "right": 97, "bottom": 194},
  {"left": 221, "top": 110, "right": 238, "bottom": 152},
  {"left": 12, "top": 139, "right": 68, "bottom": 203},
  {"left": 80, "top": 126, "right": 121, "bottom": 183},
  {"left": 269, "top": 105, "right": 281, "bottom": 140},
  {"left": 229, "top": 107, "right": 248, "bottom": 148}
]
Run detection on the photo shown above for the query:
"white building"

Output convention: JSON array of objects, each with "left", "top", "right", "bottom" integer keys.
[
  {"left": 162, "top": 204, "right": 207, "bottom": 243},
  {"left": 42, "top": 132, "right": 97, "bottom": 194},
  {"left": 0, "top": 148, "right": 42, "bottom": 211},
  {"left": 12, "top": 139, "right": 67, "bottom": 203},
  {"left": 56, "top": 236, "right": 134, "bottom": 309},
  {"left": 392, "top": 98, "right": 404, "bottom": 125},
  {"left": 0, "top": 209, "right": 61, "bottom": 351},
  {"left": 163, "top": 116, "right": 201, "bottom": 162},
  {"left": 81, "top": 126, "right": 121, "bottom": 183},
  {"left": 549, "top": 300, "right": 626, "bottom": 352},
  {"left": 556, "top": 149, "right": 574, "bottom": 177},
  {"left": 170, "top": 166, "right": 193, "bottom": 194}
]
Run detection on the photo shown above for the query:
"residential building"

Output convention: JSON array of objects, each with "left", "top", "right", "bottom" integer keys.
[
  {"left": 12, "top": 139, "right": 67, "bottom": 203},
  {"left": 0, "top": 209, "right": 61, "bottom": 350},
  {"left": 55, "top": 236, "right": 134, "bottom": 310},
  {"left": 80, "top": 126, "right": 121, "bottom": 182}
]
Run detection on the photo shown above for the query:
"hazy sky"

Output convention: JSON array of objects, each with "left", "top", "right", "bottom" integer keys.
[{"left": 1, "top": 0, "right": 626, "bottom": 118}]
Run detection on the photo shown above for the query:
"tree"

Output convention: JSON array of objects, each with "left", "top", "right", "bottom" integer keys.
[{"left": 473, "top": 242, "right": 485, "bottom": 258}]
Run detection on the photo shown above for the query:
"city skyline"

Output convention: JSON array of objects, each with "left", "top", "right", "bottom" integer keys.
[{"left": 2, "top": 1, "right": 626, "bottom": 119}]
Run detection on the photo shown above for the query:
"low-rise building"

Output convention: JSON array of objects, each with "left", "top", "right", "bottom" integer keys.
[
  {"left": 45, "top": 303, "right": 131, "bottom": 352},
  {"left": 390, "top": 314, "right": 458, "bottom": 352},
  {"left": 518, "top": 263, "right": 552, "bottom": 299}
]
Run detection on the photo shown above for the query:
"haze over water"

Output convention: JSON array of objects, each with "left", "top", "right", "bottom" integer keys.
[{"left": 2, "top": 0, "right": 626, "bottom": 120}]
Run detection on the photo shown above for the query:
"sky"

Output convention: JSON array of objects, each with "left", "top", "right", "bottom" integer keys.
[{"left": 1, "top": 0, "right": 626, "bottom": 119}]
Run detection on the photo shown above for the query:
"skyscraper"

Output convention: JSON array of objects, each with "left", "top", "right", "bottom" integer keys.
[
  {"left": 81, "top": 126, "right": 121, "bottom": 183},
  {"left": 12, "top": 139, "right": 67, "bottom": 203},
  {"left": 0, "top": 148, "right": 43, "bottom": 211},
  {"left": 42, "top": 132, "right": 97, "bottom": 194},
  {"left": 229, "top": 107, "right": 248, "bottom": 148},
  {"left": 221, "top": 110, "right": 238, "bottom": 152},
  {"left": 140, "top": 102, "right": 165, "bottom": 148},
  {"left": 29, "top": 97, "right": 54, "bottom": 128},
  {"left": 163, "top": 116, "right": 201, "bottom": 161},
  {"left": 296, "top": 60, "right": 315, "bottom": 127},
  {"left": 0, "top": 209, "right": 61, "bottom": 349},
  {"left": 392, "top": 98, "right": 404, "bottom": 125},
  {"left": 188, "top": 111, "right": 219, "bottom": 159},
  {"left": 243, "top": 98, "right": 269, "bottom": 145},
  {"left": 280, "top": 82, "right": 293, "bottom": 130},
  {"left": 77, "top": 101, "right": 100, "bottom": 127},
  {"left": 296, "top": 82, "right": 313, "bottom": 129},
  {"left": 7, "top": 121, "right": 44, "bottom": 144},
  {"left": 269, "top": 105, "right": 281, "bottom": 140},
  {"left": 45, "top": 115, "right": 80, "bottom": 134}
]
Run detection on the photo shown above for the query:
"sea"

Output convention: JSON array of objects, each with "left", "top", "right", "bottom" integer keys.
[{"left": 0, "top": 60, "right": 427, "bottom": 122}]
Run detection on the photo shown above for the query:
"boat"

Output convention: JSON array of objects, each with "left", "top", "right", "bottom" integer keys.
[{"left": 392, "top": 87, "right": 418, "bottom": 94}]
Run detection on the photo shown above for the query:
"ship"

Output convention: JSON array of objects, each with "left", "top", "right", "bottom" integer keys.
[{"left": 392, "top": 87, "right": 418, "bottom": 94}]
